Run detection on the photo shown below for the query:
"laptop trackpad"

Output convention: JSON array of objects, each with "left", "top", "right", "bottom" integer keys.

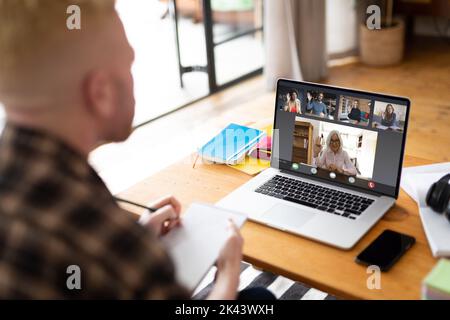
[{"left": 261, "top": 204, "right": 315, "bottom": 230}]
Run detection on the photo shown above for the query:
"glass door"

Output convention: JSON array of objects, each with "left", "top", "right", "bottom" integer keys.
[
  {"left": 117, "top": 0, "right": 210, "bottom": 126},
  {"left": 172, "top": 0, "right": 264, "bottom": 94},
  {"left": 209, "top": 0, "right": 264, "bottom": 89}
]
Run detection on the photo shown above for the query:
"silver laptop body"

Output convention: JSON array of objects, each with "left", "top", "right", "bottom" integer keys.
[{"left": 217, "top": 79, "right": 410, "bottom": 249}]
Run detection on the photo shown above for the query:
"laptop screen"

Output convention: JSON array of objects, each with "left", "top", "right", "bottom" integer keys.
[{"left": 272, "top": 79, "right": 410, "bottom": 198}]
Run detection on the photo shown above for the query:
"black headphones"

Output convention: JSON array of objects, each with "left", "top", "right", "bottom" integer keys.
[{"left": 426, "top": 173, "right": 450, "bottom": 223}]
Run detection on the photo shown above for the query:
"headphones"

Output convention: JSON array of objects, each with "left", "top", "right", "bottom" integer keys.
[{"left": 426, "top": 173, "right": 450, "bottom": 223}]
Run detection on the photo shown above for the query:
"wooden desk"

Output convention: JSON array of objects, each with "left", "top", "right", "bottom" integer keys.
[{"left": 119, "top": 154, "right": 438, "bottom": 300}]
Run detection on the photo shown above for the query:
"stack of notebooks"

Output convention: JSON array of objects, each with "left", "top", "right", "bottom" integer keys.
[
  {"left": 197, "top": 123, "right": 272, "bottom": 175},
  {"left": 198, "top": 123, "right": 265, "bottom": 165},
  {"left": 422, "top": 259, "right": 450, "bottom": 300}
]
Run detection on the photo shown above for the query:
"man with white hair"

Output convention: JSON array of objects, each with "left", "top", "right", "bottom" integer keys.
[
  {"left": 315, "top": 130, "right": 357, "bottom": 176},
  {"left": 0, "top": 0, "right": 244, "bottom": 299}
]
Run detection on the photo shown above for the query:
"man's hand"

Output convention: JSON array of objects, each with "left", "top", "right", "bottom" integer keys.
[
  {"left": 207, "top": 220, "right": 243, "bottom": 300},
  {"left": 139, "top": 195, "right": 182, "bottom": 236}
]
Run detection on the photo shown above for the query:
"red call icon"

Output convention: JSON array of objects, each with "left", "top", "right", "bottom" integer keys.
[{"left": 368, "top": 181, "right": 376, "bottom": 189}]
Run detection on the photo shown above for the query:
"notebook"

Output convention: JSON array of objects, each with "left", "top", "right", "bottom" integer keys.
[
  {"left": 227, "top": 123, "right": 272, "bottom": 176},
  {"left": 248, "top": 135, "right": 272, "bottom": 161},
  {"left": 198, "top": 123, "right": 265, "bottom": 165},
  {"left": 160, "top": 203, "right": 247, "bottom": 291}
]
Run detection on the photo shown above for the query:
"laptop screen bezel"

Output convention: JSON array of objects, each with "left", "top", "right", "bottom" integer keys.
[{"left": 271, "top": 78, "right": 411, "bottom": 199}]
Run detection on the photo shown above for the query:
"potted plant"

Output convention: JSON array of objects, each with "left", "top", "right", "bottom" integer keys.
[{"left": 358, "top": 0, "right": 405, "bottom": 66}]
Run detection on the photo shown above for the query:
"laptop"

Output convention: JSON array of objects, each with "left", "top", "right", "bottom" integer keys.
[{"left": 216, "top": 79, "right": 410, "bottom": 249}]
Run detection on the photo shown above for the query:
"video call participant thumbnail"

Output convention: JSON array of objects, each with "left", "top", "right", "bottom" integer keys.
[
  {"left": 347, "top": 99, "right": 362, "bottom": 123},
  {"left": 312, "top": 130, "right": 357, "bottom": 176},
  {"left": 283, "top": 90, "right": 302, "bottom": 114},
  {"left": 337, "top": 96, "right": 371, "bottom": 127},
  {"left": 381, "top": 104, "right": 396, "bottom": 126},
  {"left": 372, "top": 101, "right": 406, "bottom": 131},
  {"left": 306, "top": 92, "right": 328, "bottom": 117}
]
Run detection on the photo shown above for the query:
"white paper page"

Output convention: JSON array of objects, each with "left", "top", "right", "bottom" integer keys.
[
  {"left": 401, "top": 163, "right": 449, "bottom": 200},
  {"left": 402, "top": 162, "right": 450, "bottom": 175},
  {"left": 160, "top": 203, "right": 247, "bottom": 291},
  {"left": 401, "top": 162, "right": 450, "bottom": 204},
  {"left": 400, "top": 174, "right": 419, "bottom": 202},
  {"left": 421, "top": 206, "right": 450, "bottom": 256},
  {"left": 402, "top": 169, "right": 450, "bottom": 257},
  {"left": 412, "top": 172, "right": 450, "bottom": 256}
]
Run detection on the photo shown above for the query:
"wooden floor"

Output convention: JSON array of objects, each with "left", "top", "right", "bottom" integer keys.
[
  {"left": 91, "top": 36, "right": 450, "bottom": 193},
  {"left": 322, "top": 37, "right": 450, "bottom": 163}
]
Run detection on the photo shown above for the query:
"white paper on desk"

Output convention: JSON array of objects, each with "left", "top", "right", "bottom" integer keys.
[
  {"left": 400, "top": 162, "right": 450, "bottom": 257},
  {"left": 401, "top": 162, "right": 450, "bottom": 203},
  {"left": 160, "top": 203, "right": 247, "bottom": 292}
]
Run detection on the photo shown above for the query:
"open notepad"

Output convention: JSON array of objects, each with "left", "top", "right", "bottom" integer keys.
[{"left": 160, "top": 203, "right": 247, "bottom": 291}]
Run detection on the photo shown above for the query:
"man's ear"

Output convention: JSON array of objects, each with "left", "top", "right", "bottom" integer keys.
[{"left": 83, "top": 70, "right": 115, "bottom": 119}]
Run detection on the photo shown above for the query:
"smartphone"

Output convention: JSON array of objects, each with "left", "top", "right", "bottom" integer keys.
[{"left": 355, "top": 229, "right": 415, "bottom": 271}]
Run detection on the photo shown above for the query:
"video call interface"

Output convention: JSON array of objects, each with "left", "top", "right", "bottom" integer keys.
[{"left": 274, "top": 80, "right": 409, "bottom": 197}]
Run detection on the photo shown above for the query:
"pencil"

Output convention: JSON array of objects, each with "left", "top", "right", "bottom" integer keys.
[
  {"left": 113, "top": 197, "right": 157, "bottom": 213},
  {"left": 192, "top": 153, "right": 199, "bottom": 169}
]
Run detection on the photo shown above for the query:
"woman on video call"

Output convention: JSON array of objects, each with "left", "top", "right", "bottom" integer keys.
[
  {"left": 314, "top": 130, "right": 357, "bottom": 176},
  {"left": 381, "top": 104, "right": 397, "bottom": 127},
  {"left": 284, "top": 90, "right": 301, "bottom": 114}
]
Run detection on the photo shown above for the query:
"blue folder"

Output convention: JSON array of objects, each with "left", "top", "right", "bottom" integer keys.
[{"left": 198, "top": 123, "right": 265, "bottom": 165}]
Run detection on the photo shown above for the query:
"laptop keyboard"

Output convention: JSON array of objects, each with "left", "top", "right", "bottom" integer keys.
[{"left": 255, "top": 175, "right": 375, "bottom": 220}]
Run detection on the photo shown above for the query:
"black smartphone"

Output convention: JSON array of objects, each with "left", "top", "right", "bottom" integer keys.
[{"left": 355, "top": 229, "right": 415, "bottom": 271}]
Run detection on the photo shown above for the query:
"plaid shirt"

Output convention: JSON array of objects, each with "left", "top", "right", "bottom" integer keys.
[{"left": 0, "top": 124, "right": 189, "bottom": 299}]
